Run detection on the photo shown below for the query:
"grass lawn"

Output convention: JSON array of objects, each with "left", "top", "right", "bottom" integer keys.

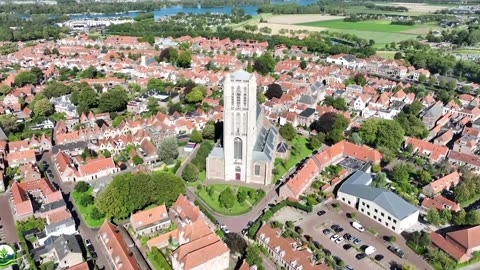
[
  {"left": 376, "top": 51, "right": 398, "bottom": 59},
  {"left": 147, "top": 247, "right": 172, "bottom": 270},
  {"left": 273, "top": 136, "right": 313, "bottom": 183},
  {"left": 299, "top": 19, "right": 417, "bottom": 32},
  {"left": 71, "top": 187, "right": 105, "bottom": 228},
  {"left": 186, "top": 170, "right": 206, "bottom": 187},
  {"left": 460, "top": 194, "right": 480, "bottom": 208},
  {"left": 197, "top": 184, "right": 264, "bottom": 216},
  {"left": 454, "top": 49, "right": 480, "bottom": 54}
]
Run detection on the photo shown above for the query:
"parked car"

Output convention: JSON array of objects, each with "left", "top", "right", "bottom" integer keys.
[
  {"left": 353, "top": 238, "right": 362, "bottom": 245},
  {"left": 364, "top": 246, "right": 376, "bottom": 255},
  {"left": 388, "top": 245, "right": 405, "bottom": 258},
  {"left": 345, "top": 265, "right": 354, "bottom": 270},
  {"left": 352, "top": 221, "right": 365, "bottom": 232},
  {"left": 374, "top": 254, "right": 384, "bottom": 261},
  {"left": 323, "top": 229, "right": 332, "bottom": 235},
  {"left": 343, "top": 244, "right": 352, "bottom": 250},
  {"left": 343, "top": 233, "right": 351, "bottom": 240},
  {"left": 330, "top": 235, "right": 339, "bottom": 241},
  {"left": 85, "top": 239, "right": 92, "bottom": 247},
  {"left": 335, "top": 237, "right": 344, "bottom": 244},
  {"left": 317, "top": 210, "right": 326, "bottom": 216},
  {"left": 355, "top": 253, "right": 366, "bottom": 260}
]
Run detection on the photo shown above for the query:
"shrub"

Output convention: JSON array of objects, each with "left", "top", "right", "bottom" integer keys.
[{"left": 74, "top": 181, "right": 90, "bottom": 193}]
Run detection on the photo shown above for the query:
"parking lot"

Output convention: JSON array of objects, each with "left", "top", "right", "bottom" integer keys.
[{"left": 271, "top": 201, "right": 433, "bottom": 270}]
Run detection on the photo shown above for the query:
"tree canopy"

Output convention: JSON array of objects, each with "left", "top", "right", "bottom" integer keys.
[
  {"left": 98, "top": 87, "right": 129, "bottom": 112},
  {"left": 158, "top": 137, "right": 179, "bottom": 165},
  {"left": 279, "top": 123, "right": 296, "bottom": 141},
  {"left": 253, "top": 53, "right": 276, "bottom": 75},
  {"left": 265, "top": 83, "right": 283, "bottom": 100},
  {"left": 359, "top": 118, "right": 405, "bottom": 152},
  {"left": 95, "top": 171, "right": 185, "bottom": 219}
]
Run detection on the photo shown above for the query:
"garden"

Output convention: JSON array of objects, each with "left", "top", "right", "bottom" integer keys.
[
  {"left": 273, "top": 136, "right": 313, "bottom": 183},
  {"left": 197, "top": 184, "right": 265, "bottom": 216},
  {"left": 71, "top": 182, "right": 105, "bottom": 228},
  {"left": 147, "top": 247, "right": 172, "bottom": 270}
]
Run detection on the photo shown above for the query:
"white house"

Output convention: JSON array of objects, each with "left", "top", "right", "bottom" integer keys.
[{"left": 337, "top": 171, "right": 419, "bottom": 234}]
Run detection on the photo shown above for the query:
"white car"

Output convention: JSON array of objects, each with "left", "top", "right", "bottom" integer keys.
[
  {"left": 352, "top": 221, "right": 365, "bottom": 232},
  {"left": 330, "top": 234, "right": 339, "bottom": 241},
  {"left": 335, "top": 237, "right": 344, "bottom": 244}
]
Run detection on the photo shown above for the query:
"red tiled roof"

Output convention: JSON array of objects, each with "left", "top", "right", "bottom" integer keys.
[
  {"left": 430, "top": 232, "right": 469, "bottom": 262},
  {"left": 131, "top": 204, "right": 168, "bottom": 231},
  {"left": 98, "top": 222, "right": 142, "bottom": 270},
  {"left": 421, "top": 195, "right": 461, "bottom": 212},
  {"left": 405, "top": 137, "right": 449, "bottom": 162},
  {"left": 426, "top": 171, "right": 460, "bottom": 195},
  {"left": 448, "top": 151, "right": 480, "bottom": 167}
]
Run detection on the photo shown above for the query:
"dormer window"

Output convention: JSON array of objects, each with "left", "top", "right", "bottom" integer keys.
[
  {"left": 274, "top": 246, "right": 280, "bottom": 253},
  {"left": 259, "top": 233, "right": 265, "bottom": 240},
  {"left": 291, "top": 260, "right": 297, "bottom": 267}
]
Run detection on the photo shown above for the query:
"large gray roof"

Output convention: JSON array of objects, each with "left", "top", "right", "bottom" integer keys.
[
  {"left": 53, "top": 234, "right": 82, "bottom": 261},
  {"left": 339, "top": 171, "right": 419, "bottom": 220},
  {"left": 231, "top": 69, "right": 253, "bottom": 81}
]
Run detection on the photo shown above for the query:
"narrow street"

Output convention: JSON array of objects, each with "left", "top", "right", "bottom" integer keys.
[{"left": 42, "top": 151, "right": 112, "bottom": 270}]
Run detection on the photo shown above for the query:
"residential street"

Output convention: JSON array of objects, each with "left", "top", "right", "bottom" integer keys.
[
  {"left": 0, "top": 193, "right": 20, "bottom": 244},
  {"left": 42, "top": 151, "right": 112, "bottom": 270}
]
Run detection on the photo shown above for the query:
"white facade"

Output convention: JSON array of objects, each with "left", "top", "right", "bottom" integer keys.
[
  {"left": 337, "top": 190, "right": 419, "bottom": 234},
  {"left": 223, "top": 71, "right": 258, "bottom": 182}
]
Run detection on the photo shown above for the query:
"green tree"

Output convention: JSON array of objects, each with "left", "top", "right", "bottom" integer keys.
[
  {"left": 158, "top": 137, "right": 179, "bottom": 164},
  {"left": 427, "top": 209, "right": 441, "bottom": 225},
  {"left": 253, "top": 53, "right": 276, "bottom": 75},
  {"left": 133, "top": 156, "right": 144, "bottom": 165},
  {"left": 372, "top": 172, "right": 388, "bottom": 188},
  {"left": 147, "top": 97, "right": 159, "bottom": 114},
  {"left": 392, "top": 163, "right": 411, "bottom": 183},
  {"left": 202, "top": 123, "right": 215, "bottom": 140},
  {"left": 300, "top": 60, "right": 307, "bottom": 69},
  {"left": 245, "top": 245, "right": 263, "bottom": 266},
  {"left": 237, "top": 189, "right": 248, "bottom": 203},
  {"left": 14, "top": 71, "right": 37, "bottom": 87},
  {"left": 279, "top": 123, "right": 296, "bottom": 141},
  {"left": 418, "top": 74, "right": 427, "bottom": 84},
  {"left": 98, "top": 87, "right": 128, "bottom": 112},
  {"left": 218, "top": 187, "right": 236, "bottom": 209},
  {"left": 96, "top": 172, "right": 185, "bottom": 219},
  {"left": 257, "top": 92, "right": 266, "bottom": 104},
  {"left": 79, "top": 194, "right": 94, "bottom": 207},
  {"left": 33, "top": 98, "right": 53, "bottom": 117},
  {"left": 466, "top": 210, "right": 480, "bottom": 225},
  {"left": 74, "top": 181, "right": 90, "bottom": 193},
  {"left": 417, "top": 170, "right": 432, "bottom": 184},
  {"left": 0, "top": 114, "right": 19, "bottom": 133},
  {"left": 185, "top": 87, "right": 204, "bottom": 103},
  {"left": 177, "top": 50, "right": 192, "bottom": 68},
  {"left": 190, "top": 129, "right": 203, "bottom": 143},
  {"left": 182, "top": 163, "right": 199, "bottom": 182},
  {"left": 90, "top": 207, "right": 105, "bottom": 220},
  {"left": 265, "top": 83, "right": 283, "bottom": 100},
  {"left": 43, "top": 81, "right": 73, "bottom": 98}
]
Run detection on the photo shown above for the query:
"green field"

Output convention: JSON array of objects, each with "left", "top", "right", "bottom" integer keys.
[
  {"left": 300, "top": 19, "right": 417, "bottom": 32},
  {"left": 297, "top": 19, "right": 441, "bottom": 45},
  {"left": 147, "top": 247, "right": 172, "bottom": 270}
]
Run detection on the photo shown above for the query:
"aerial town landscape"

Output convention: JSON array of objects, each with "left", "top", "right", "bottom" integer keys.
[{"left": 0, "top": 0, "right": 480, "bottom": 270}]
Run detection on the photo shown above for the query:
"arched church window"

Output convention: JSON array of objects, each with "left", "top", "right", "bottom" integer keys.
[
  {"left": 234, "top": 138, "right": 242, "bottom": 160},
  {"left": 243, "top": 87, "right": 248, "bottom": 106},
  {"left": 235, "top": 112, "right": 241, "bottom": 133},
  {"left": 236, "top": 86, "right": 241, "bottom": 107}
]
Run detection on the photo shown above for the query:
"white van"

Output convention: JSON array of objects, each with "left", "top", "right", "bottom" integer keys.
[
  {"left": 365, "top": 246, "right": 376, "bottom": 255},
  {"left": 352, "top": 221, "right": 365, "bottom": 232}
]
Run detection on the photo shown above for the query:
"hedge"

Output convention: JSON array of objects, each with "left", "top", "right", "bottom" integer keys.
[{"left": 194, "top": 200, "right": 218, "bottom": 224}]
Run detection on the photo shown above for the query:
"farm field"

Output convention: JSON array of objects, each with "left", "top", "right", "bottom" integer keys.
[
  {"left": 299, "top": 19, "right": 417, "bottom": 32},
  {"left": 298, "top": 19, "right": 442, "bottom": 45},
  {"left": 267, "top": 14, "right": 345, "bottom": 24}
]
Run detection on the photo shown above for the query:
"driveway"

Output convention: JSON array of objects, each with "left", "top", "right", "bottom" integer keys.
[{"left": 42, "top": 151, "right": 112, "bottom": 270}]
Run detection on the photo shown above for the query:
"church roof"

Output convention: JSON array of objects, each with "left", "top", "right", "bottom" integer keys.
[{"left": 231, "top": 69, "right": 253, "bottom": 81}]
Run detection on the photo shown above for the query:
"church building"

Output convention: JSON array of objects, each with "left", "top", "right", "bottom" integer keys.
[{"left": 206, "top": 70, "right": 278, "bottom": 185}]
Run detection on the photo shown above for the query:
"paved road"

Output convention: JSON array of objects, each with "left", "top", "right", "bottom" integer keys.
[
  {"left": 42, "top": 151, "right": 112, "bottom": 270},
  {"left": 0, "top": 193, "right": 19, "bottom": 244}
]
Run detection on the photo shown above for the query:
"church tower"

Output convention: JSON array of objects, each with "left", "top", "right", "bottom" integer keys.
[{"left": 223, "top": 70, "right": 258, "bottom": 182}]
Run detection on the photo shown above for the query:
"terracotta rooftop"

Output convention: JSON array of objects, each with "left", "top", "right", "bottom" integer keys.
[
  {"left": 98, "top": 221, "right": 142, "bottom": 270},
  {"left": 130, "top": 204, "right": 169, "bottom": 232},
  {"left": 421, "top": 195, "right": 461, "bottom": 212},
  {"left": 405, "top": 137, "right": 449, "bottom": 162}
]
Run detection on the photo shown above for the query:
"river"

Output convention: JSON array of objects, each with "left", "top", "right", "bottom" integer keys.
[{"left": 67, "top": 0, "right": 318, "bottom": 20}]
